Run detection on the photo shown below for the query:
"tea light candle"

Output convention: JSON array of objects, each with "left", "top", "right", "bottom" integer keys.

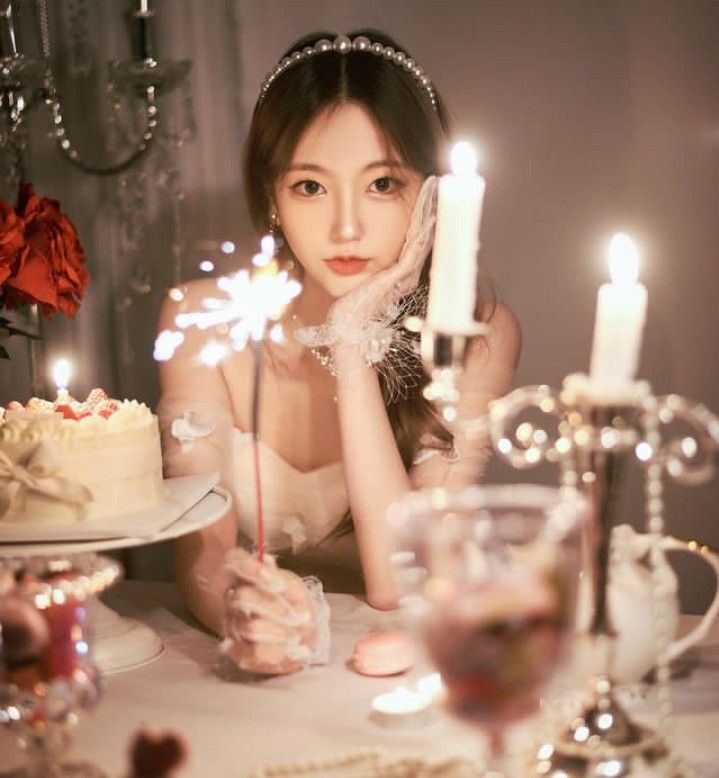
[
  {"left": 416, "top": 672, "right": 444, "bottom": 701},
  {"left": 52, "top": 358, "right": 73, "bottom": 402},
  {"left": 370, "top": 685, "right": 433, "bottom": 727}
]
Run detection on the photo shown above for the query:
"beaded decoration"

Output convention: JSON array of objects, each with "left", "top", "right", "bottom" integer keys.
[{"left": 258, "top": 34, "right": 438, "bottom": 112}]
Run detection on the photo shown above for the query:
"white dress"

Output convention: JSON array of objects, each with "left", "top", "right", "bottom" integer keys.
[
  {"left": 159, "top": 404, "right": 481, "bottom": 595},
  {"left": 231, "top": 429, "right": 365, "bottom": 593}
]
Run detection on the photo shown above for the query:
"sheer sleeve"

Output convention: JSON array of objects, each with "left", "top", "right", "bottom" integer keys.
[
  {"left": 410, "top": 302, "right": 521, "bottom": 489},
  {"left": 156, "top": 282, "right": 240, "bottom": 634}
]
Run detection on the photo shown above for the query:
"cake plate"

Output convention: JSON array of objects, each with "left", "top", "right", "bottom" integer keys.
[{"left": 0, "top": 486, "right": 231, "bottom": 675}]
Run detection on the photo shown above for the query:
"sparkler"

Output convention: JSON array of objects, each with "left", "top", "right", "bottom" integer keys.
[{"left": 154, "top": 236, "right": 302, "bottom": 560}]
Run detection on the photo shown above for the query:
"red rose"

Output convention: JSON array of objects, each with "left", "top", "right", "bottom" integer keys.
[
  {"left": 4, "top": 184, "right": 90, "bottom": 317},
  {"left": 0, "top": 198, "right": 25, "bottom": 289}
]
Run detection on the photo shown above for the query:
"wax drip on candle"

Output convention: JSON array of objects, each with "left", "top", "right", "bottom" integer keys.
[{"left": 52, "top": 358, "right": 72, "bottom": 402}]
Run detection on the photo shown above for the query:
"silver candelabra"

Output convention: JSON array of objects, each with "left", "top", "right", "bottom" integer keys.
[
  {"left": 419, "top": 308, "right": 719, "bottom": 775},
  {"left": 0, "top": 0, "right": 191, "bottom": 181},
  {"left": 420, "top": 325, "right": 488, "bottom": 423},
  {"left": 487, "top": 374, "right": 719, "bottom": 777}
]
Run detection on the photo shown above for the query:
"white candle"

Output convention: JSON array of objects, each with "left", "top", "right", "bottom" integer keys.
[
  {"left": 428, "top": 141, "right": 486, "bottom": 333},
  {"left": 52, "top": 358, "right": 73, "bottom": 401},
  {"left": 139, "top": 0, "right": 149, "bottom": 13},
  {"left": 589, "top": 234, "right": 648, "bottom": 390}
]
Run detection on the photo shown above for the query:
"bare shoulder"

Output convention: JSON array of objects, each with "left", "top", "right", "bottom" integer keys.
[
  {"left": 486, "top": 301, "right": 521, "bottom": 365},
  {"left": 466, "top": 300, "right": 522, "bottom": 369}
]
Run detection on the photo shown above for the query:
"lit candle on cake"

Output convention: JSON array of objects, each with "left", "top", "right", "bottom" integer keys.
[
  {"left": 589, "top": 233, "right": 648, "bottom": 392},
  {"left": 52, "top": 358, "right": 73, "bottom": 402},
  {"left": 428, "top": 140, "right": 486, "bottom": 333}
]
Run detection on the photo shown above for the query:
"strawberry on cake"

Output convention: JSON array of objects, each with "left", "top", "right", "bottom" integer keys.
[{"left": 0, "top": 389, "right": 163, "bottom": 523}]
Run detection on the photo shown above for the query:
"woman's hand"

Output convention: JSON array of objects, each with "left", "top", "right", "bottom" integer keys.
[
  {"left": 221, "top": 548, "right": 318, "bottom": 675},
  {"left": 328, "top": 175, "right": 438, "bottom": 328}
]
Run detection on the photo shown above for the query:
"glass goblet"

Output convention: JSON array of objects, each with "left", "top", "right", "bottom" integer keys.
[
  {"left": 388, "top": 484, "right": 586, "bottom": 776},
  {"left": 0, "top": 553, "right": 122, "bottom": 778}
]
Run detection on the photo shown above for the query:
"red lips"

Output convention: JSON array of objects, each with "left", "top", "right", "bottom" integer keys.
[{"left": 324, "top": 256, "right": 370, "bottom": 276}]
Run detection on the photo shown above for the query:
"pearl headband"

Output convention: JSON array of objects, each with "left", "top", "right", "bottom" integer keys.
[{"left": 258, "top": 34, "right": 438, "bottom": 111}]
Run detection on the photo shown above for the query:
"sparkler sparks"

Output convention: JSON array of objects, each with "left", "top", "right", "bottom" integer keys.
[
  {"left": 154, "top": 330, "right": 185, "bottom": 361},
  {"left": 153, "top": 235, "right": 301, "bottom": 564},
  {"left": 153, "top": 236, "right": 302, "bottom": 367}
]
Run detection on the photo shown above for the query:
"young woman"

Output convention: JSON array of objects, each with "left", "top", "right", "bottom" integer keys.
[{"left": 157, "top": 30, "right": 521, "bottom": 672}]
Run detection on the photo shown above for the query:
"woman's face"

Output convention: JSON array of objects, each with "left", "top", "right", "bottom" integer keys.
[{"left": 274, "top": 102, "right": 424, "bottom": 298}]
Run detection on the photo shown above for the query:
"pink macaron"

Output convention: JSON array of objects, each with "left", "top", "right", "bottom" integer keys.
[{"left": 351, "top": 630, "right": 415, "bottom": 677}]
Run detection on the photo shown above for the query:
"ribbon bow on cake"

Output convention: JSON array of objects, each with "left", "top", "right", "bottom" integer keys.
[{"left": 0, "top": 441, "right": 93, "bottom": 520}]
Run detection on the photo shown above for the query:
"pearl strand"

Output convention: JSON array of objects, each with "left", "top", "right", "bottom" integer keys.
[
  {"left": 642, "top": 397, "right": 698, "bottom": 778},
  {"left": 258, "top": 35, "right": 438, "bottom": 112}
]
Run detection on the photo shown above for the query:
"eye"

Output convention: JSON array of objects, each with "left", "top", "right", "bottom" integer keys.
[
  {"left": 369, "top": 176, "right": 402, "bottom": 194},
  {"left": 290, "top": 179, "right": 325, "bottom": 196}
]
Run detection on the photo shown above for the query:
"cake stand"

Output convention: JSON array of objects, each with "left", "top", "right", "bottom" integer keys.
[{"left": 0, "top": 486, "right": 231, "bottom": 675}]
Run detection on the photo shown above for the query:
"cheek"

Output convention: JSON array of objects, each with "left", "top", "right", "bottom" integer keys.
[
  {"left": 276, "top": 199, "right": 322, "bottom": 264},
  {"left": 372, "top": 205, "right": 412, "bottom": 266}
]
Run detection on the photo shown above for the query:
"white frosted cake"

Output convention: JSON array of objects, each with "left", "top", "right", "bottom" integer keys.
[{"left": 0, "top": 389, "right": 163, "bottom": 523}]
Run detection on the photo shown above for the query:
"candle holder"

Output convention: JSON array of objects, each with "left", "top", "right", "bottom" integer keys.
[
  {"left": 420, "top": 324, "right": 488, "bottom": 423},
  {"left": 0, "top": 0, "right": 192, "bottom": 181},
  {"left": 487, "top": 373, "right": 719, "bottom": 777},
  {"left": 1, "top": 553, "right": 122, "bottom": 778}
]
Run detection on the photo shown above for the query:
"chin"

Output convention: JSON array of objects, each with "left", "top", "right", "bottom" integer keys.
[{"left": 318, "top": 271, "right": 372, "bottom": 298}]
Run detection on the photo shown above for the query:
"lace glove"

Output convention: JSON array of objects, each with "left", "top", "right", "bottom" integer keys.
[
  {"left": 220, "top": 548, "right": 330, "bottom": 675},
  {"left": 295, "top": 176, "right": 438, "bottom": 402}
]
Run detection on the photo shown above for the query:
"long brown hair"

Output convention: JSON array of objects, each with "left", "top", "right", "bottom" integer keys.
[{"left": 243, "top": 29, "right": 493, "bottom": 470}]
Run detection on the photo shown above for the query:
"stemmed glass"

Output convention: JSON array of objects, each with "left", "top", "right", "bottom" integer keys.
[
  {"left": 0, "top": 554, "right": 122, "bottom": 778},
  {"left": 388, "top": 484, "right": 586, "bottom": 776}
]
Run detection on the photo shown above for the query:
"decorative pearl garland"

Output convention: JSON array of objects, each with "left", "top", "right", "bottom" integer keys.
[
  {"left": 258, "top": 35, "right": 438, "bottom": 112},
  {"left": 248, "top": 749, "right": 483, "bottom": 777},
  {"left": 641, "top": 396, "right": 698, "bottom": 778}
]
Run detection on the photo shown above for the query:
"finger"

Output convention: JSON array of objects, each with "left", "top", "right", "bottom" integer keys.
[
  {"left": 225, "top": 584, "right": 313, "bottom": 629},
  {"left": 395, "top": 174, "right": 438, "bottom": 273},
  {"left": 234, "top": 615, "right": 294, "bottom": 644},
  {"left": 224, "top": 548, "right": 284, "bottom": 594},
  {"left": 276, "top": 570, "right": 315, "bottom": 609},
  {"left": 224, "top": 636, "right": 306, "bottom": 675}
]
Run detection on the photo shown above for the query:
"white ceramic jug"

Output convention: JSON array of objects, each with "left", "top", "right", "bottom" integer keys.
[{"left": 578, "top": 523, "right": 719, "bottom": 684}]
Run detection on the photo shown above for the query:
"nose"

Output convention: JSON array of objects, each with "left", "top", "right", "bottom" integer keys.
[{"left": 330, "top": 187, "right": 363, "bottom": 244}]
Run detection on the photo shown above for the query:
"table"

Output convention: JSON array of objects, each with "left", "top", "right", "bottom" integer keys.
[{"left": 1, "top": 582, "right": 718, "bottom": 777}]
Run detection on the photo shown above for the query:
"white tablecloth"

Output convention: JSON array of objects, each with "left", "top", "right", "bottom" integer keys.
[{"left": 1, "top": 581, "right": 718, "bottom": 777}]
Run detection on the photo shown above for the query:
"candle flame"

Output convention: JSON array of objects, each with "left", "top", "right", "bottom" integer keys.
[
  {"left": 52, "top": 358, "right": 72, "bottom": 391},
  {"left": 608, "top": 233, "right": 640, "bottom": 285},
  {"left": 450, "top": 140, "right": 478, "bottom": 176}
]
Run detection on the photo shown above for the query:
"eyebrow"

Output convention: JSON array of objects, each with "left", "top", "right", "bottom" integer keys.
[{"left": 286, "top": 159, "right": 407, "bottom": 173}]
